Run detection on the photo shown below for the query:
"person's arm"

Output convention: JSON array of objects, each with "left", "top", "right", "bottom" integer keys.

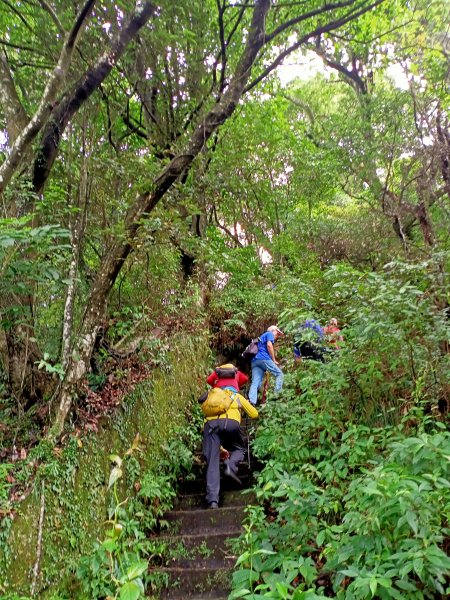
[
  {"left": 240, "top": 397, "right": 259, "bottom": 419},
  {"left": 267, "top": 340, "right": 279, "bottom": 365},
  {"left": 206, "top": 372, "right": 217, "bottom": 387},
  {"left": 237, "top": 371, "right": 249, "bottom": 387}
]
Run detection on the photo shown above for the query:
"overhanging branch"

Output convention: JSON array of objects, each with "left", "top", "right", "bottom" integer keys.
[
  {"left": 0, "top": 0, "right": 97, "bottom": 194},
  {"left": 32, "top": 1, "right": 156, "bottom": 196},
  {"left": 245, "top": 0, "right": 384, "bottom": 92}
]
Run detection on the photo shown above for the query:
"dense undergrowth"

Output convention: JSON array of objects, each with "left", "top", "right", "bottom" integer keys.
[
  {"left": 0, "top": 251, "right": 448, "bottom": 599},
  {"left": 231, "top": 388, "right": 450, "bottom": 599},
  {"left": 228, "top": 258, "right": 450, "bottom": 600}
]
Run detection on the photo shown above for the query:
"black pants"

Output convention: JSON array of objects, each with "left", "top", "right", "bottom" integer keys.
[
  {"left": 295, "top": 341, "right": 325, "bottom": 362},
  {"left": 203, "top": 418, "right": 245, "bottom": 504}
]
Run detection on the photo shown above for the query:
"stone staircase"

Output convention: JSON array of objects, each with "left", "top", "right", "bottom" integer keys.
[{"left": 151, "top": 420, "right": 258, "bottom": 600}]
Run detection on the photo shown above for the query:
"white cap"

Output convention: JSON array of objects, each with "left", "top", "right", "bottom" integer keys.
[{"left": 268, "top": 325, "right": 284, "bottom": 335}]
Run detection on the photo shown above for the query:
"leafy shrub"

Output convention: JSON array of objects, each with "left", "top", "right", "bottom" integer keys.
[
  {"left": 278, "top": 259, "right": 449, "bottom": 424},
  {"left": 325, "top": 430, "right": 450, "bottom": 599},
  {"left": 230, "top": 368, "right": 450, "bottom": 599}
]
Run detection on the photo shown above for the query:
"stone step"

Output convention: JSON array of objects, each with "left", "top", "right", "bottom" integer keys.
[
  {"left": 174, "top": 489, "right": 255, "bottom": 510},
  {"left": 190, "top": 455, "right": 263, "bottom": 472},
  {"left": 179, "top": 471, "right": 252, "bottom": 495},
  {"left": 155, "top": 529, "right": 241, "bottom": 565},
  {"left": 153, "top": 436, "right": 260, "bottom": 600},
  {"left": 164, "top": 505, "right": 245, "bottom": 535},
  {"left": 189, "top": 459, "right": 253, "bottom": 475},
  {"left": 152, "top": 565, "right": 233, "bottom": 597},
  {"left": 165, "top": 555, "right": 235, "bottom": 570}
]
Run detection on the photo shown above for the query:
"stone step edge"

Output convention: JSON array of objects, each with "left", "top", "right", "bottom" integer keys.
[
  {"left": 150, "top": 565, "right": 233, "bottom": 573},
  {"left": 175, "top": 490, "right": 256, "bottom": 502},
  {"left": 171, "top": 490, "right": 251, "bottom": 510},
  {"left": 155, "top": 529, "right": 243, "bottom": 541},
  {"left": 165, "top": 505, "right": 245, "bottom": 517},
  {"left": 164, "top": 557, "right": 237, "bottom": 569}
]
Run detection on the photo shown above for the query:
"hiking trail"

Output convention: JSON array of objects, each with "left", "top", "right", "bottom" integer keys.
[{"left": 152, "top": 419, "right": 259, "bottom": 600}]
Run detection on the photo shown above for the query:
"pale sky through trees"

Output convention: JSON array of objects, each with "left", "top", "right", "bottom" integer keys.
[{"left": 277, "top": 50, "right": 410, "bottom": 89}]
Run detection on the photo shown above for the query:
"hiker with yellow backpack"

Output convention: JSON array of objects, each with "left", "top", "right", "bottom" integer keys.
[{"left": 201, "top": 364, "right": 258, "bottom": 509}]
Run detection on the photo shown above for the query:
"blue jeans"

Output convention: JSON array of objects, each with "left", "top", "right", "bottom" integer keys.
[{"left": 249, "top": 359, "right": 284, "bottom": 405}]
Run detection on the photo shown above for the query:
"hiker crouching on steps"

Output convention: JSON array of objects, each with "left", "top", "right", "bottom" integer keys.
[
  {"left": 248, "top": 325, "right": 284, "bottom": 405},
  {"left": 203, "top": 364, "right": 258, "bottom": 509},
  {"left": 206, "top": 362, "right": 249, "bottom": 394}
]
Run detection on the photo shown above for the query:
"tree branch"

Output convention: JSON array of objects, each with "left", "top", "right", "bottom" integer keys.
[
  {"left": 1, "top": 0, "right": 34, "bottom": 33},
  {"left": 51, "top": 1, "right": 274, "bottom": 435},
  {"left": 0, "top": 38, "right": 48, "bottom": 55},
  {"left": 312, "top": 41, "right": 368, "bottom": 94},
  {"left": 245, "top": 0, "right": 384, "bottom": 92},
  {"left": 436, "top": 108, "right": 450, "bottom": 199},
  {"left": 265, "top": 0, "right": 359, "bottom": 43},
  {"left": 216, "top": 0, "right": 228, "bottom": 94},
  {"left": 0, "top": 49, "right": 30, "bottom": 144},
  {"left": 38, "top": 0, "right": 66, "bottom": 37},
  {"left": 212, "top": 203, "right": 244, "bottom": 247},
  {"left": 100, "top": 0, "right": 273, "bottom": 284},
  {"left": 32, "top": 1, "right": 157, "bottom": 196},
  {"left": 0, "top": 0, "right": 97, "bottom": 195},
  {"left": 225, "top": 0, "right": 250, "bottom": 48}
]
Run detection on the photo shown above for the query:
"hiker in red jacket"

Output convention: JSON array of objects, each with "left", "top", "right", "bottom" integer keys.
[
  {"left": 323, "top": 317, "right": 344, "bottom": 349},
  {"left": 206, "top": 363, "right": 249, "bottom": 393}
]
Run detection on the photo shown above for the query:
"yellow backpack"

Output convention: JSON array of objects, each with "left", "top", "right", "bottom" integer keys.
[{"left": 201, "top": 388, "right": 242, "bottom": 418}]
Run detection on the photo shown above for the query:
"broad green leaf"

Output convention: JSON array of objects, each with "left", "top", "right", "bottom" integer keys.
[
  {"left": 102, "top": 538, "right": 117, "bottom": 552},
  {"left": 119, "top": 580, "right": 141, "bottom": 600},
  {"left": 369, "top": 578, "right": 377, "bottom": 596},
  {"left": 126, "top": 561, "right": 148, "bottom": 580}
]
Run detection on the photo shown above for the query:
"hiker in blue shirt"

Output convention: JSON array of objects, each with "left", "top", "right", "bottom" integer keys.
[
  {"left": 248, "top": 325, "right": 284, "bottom": 405},
  {"left": 294, "top": 318, "right": 325, "bottom": 362}
]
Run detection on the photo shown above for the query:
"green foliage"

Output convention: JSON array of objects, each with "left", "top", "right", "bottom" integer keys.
[
  {"left": 76, "top": 446, "right": 149, "bottom": 600},
  {"left": 36, "top": 354, "right": 64, "bottom": 379},
  {"left": 76, "top": 417, "right": 201, "bottom": 598},
  {"left": 0, "top": 463, "right": 14, "bottom": 509},
  {"left": 277, "top": 256, "right": 449, "bottom": 422},
  {"left": 325, "top": 431, "right": 450, "bottom": 599},
  {"left": 1, "top": 333, "right": 209, "bottom": 597},
  {"left": 231, "top": 378, "right": 450, "bottom": 599},
  {"left": 0, "top": 217, "right": 69, "bottom": 328},
  {"left": 229, "top": 254, "right": 449, "bottom": 599},
  {"left": 1, "top": 2, "right": 449, "bottom": 599}
]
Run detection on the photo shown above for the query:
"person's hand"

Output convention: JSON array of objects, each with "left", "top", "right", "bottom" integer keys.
[{"left": 220, "top": 447, "right": 230, "bottom": 461}]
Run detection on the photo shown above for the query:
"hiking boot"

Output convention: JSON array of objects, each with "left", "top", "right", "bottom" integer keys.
[
  {"left": 208, "top": 501, "right": 219, "bottom": 509},
  {"left": 224, "top": 460, "right": 242, "bottom": 485}
]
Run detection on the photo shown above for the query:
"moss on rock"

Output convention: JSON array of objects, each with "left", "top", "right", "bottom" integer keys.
[{"left": 0, "top": 332, "right": 210, "bottom": 597}]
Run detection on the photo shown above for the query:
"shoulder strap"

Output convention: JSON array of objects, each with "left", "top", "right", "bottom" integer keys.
[{"left": 225, "top": 389, "right": 242, "bottom": 408}]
